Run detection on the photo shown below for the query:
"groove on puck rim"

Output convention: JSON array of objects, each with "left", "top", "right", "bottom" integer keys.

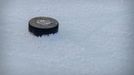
[{"left": 29, "top": 17, "right": 59, "bottom": 36}]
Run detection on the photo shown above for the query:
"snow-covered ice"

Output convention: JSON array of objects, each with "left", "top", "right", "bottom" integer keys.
[{"left": 0, "top": 0, "right": 134, "bottom": 75}]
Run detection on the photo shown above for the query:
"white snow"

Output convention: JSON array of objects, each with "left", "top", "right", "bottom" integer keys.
[{"left": 0, "top": 0, "right": 134, "bottom": 75}]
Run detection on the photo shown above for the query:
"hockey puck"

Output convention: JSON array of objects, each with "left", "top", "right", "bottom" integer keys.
[{"left": 29, "top": 17, "right": 59, "bottom": 36}]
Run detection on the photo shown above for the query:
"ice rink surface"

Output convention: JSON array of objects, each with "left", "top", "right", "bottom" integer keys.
[{"left": 0, "top": 0, "right": 134, "bottom": 75}]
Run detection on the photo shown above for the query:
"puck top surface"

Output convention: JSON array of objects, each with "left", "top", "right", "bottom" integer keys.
[{"left": 29, "top": 17, "right": 59, "bottom": 29}]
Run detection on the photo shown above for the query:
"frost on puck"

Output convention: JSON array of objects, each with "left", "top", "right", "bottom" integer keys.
[{"left": 29, "top": 17, "right": 59, "bottom": 36}]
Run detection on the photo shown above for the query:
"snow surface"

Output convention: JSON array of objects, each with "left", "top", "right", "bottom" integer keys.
[{"left": 0, "top": 0, "right": 134, "bottom": 75}]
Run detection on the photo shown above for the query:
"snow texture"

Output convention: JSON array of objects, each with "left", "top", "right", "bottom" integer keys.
[{"left": 0, "top": 0, "right": 134, "bottom": 75}]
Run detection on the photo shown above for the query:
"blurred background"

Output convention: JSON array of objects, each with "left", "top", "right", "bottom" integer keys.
[{"left": 0, "top": 0, "right": 134, "bottom": 75}]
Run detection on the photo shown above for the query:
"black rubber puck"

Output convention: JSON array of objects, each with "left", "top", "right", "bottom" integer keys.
[{"left": 29, "top": 17, "right": 59, "bottom": 36}]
